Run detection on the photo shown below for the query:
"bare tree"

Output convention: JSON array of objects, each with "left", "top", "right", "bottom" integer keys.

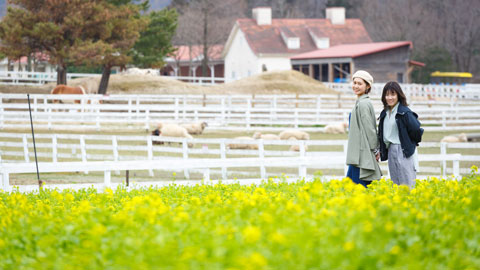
[{"left": 174, "top": 0, "right": 244, "bottom": 76}]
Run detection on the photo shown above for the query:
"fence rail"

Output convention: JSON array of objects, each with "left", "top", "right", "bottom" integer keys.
[
  {"left": 1, "top": 94, "right": 480, "bottom": 131},
  {"left": 0, "top": 153, "right": 469, "bottom": 192},
  {"left": 1, "top": 132, "right": 478, "bottom": 184},
  {"left": 324, "top": 82, "right": 480, "bottom": 100},
  {"left": 0, "top": 71, "right": 100, "bottom": 85}
]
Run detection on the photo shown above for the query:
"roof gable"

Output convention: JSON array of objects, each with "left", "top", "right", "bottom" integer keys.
[{"left": 236, "top": 18, "right": 372, "bottom": 55}]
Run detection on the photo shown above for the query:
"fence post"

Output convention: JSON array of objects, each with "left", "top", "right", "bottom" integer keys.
[
  {"left": 136, "top": 96, "right": 140, "bottom": 117},
  {"left": 183, "top": 138, "right": 190, "bottom": 179},
  {"left": 0, "top": 98, "right": 3, "bottom": 129},
  {"left": 316, "top": 96, "right": 321, "bottom": 122},
  {"left": 52, "top": 135, "right": 57, "bottom": 163},
  {"left": 221, "top": 98, "right": 226, "bottom": 124},
  {"left": 246, "top": 99, "right": 251, "bottom": 129},
  {"left": 145, "top": 109, "right": 150, "bottom": 131},
  {"left": 23, "top": 134, "right": 30, "bottom": 162},
  {"left": 452, "top": 154, "right": 461, "bottom": 180},
  {"left": 112, "top": 136, "right": 119, "bottom": 175},
  {"left": 2, "top": 172, "right": 9, "bottom": 191},
  {"left": 128, "top": 98, "right": 132, "bottom": 122},
  {"left": 441, "top": 111, "right": 446, "bottom": 130},
  {"left": 95, "top": 108, "right": 100, "bottom": 131},
  {"left": 343, "top": 141, "right": 348, "bottom": 176},
  {"left": 104, "top": 170, "right": 111, "bottom": 188},
  {"left": 203, "top": 168, "right": 210, "bottom": 181},
  {"left": 174, "top": 97, "right": 179, "bottom": 121},
  {"left": 220, "top": 140, "right": 227, "bottom": 180},
  {"left": 294, "top": 109, "right": 299, "bottom": 128},
  {"left": 147, "top": 136, "right": 154, "bottom": 177},
  {"left": 47, "top": 108, "right": 52, "bottom": 130},
  {"left": 441, "top": 142, "right": 447, "bottom": 177},
  {"left": 298, "top": 141, "right": 307, "bottom": 179},
  {"left": 228, "top": 96, "right": 232, "bottom": 121},
  {"left": 258, "top": 140, "right": 266, "bottom": 179},
  {"left": 80, "top": 135, "right": 88, "bottom": 174},
  {"left": 33, "top": 96, "right": 37, "bottom": 113},
  {"left": 182, "top": 96, "right": 187, "bottom": 121}
]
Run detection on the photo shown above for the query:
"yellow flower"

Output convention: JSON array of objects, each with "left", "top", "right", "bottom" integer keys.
[
  {"left": 242, "top": 226, "right": 261, "bottom": 243},
  {"left": 90, "top": 224, "right": 107, "bottom": 236},
  {"left": 249, "top": 252, "right": 267, "bottom": 268},
  {"left": 385, "top": 221, "right": 394, "bottom": 232},
  {"left": 270, "top": 231, "right": 287, "bottom": 245},
  {"left": 389, "top": 245, "right": 401, "bottom": 255},
  {"left": 363, "top": 221, "right": 373, "bottom": 233},
  {"left": 343, "top": 241, "right": 355, "bottom": 251}
]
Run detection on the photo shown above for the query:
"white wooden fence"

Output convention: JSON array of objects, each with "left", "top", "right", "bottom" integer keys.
[
  {"left": 0, "top": 71, "right": 100, "bottom": 85},
  {"left": 325, "top": 82, "right": 480, "bottom": 100},
  {"left": 1, "top": 132, "right": 478, "bottom": 183},
  {"left": 1, "top": 71, "right": 479, "bottom": 98},
  {"left": 168, "top": 75, "right": 225, "bottom": 85},
  {"left": 1, "top": 94, "right": 480, "bottom": 131},
  {"left": 1, "top": 153, "right": 468, "bottom": 192}
]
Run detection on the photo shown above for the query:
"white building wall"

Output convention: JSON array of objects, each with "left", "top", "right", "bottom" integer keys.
[
  {"left": 224, "top": 29, "right": 259, "bottom": 83},
  {"left": 225, "top": 28, "right": 294, "bottom": 82},
  {"left": 257, "top": 57, "right": 292, "bottom": 73}
]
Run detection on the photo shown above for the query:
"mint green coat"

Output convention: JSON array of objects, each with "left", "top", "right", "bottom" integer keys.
[{"left": 346, "top": 94, "right": 382, "bottom": 180}]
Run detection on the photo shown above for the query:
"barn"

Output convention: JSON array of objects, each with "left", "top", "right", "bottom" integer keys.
[
  {"left": 222, "top": 7, "right": 372, "bottom": 83},
  {"left": 290, "top": 41, "right": 425, "bottom": 83}
]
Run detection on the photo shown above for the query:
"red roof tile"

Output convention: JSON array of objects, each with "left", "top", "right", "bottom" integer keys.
[
  {"left": 237, "top": 18, "right": 372, "bottom": 55},
  {"left": 291, "top": 41, "right": 412, "bottom": 59},
  {"left": 168, "top": 44, "right": 224, "bottom": 61}
]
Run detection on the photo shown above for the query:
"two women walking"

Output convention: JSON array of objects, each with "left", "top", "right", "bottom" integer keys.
[{"left": 346, "top": 71, "right": 423, "bottom": 188}]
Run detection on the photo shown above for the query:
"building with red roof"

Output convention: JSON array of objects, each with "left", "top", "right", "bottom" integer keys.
[
  {"left": 291, "top": 41, "right": 424, "bottom": 83},
  {"left": 0, "top": 52, "right": 55, "bottom": 73},
  {"left": 222, "top": 7, "right": 372, "bottom": 82},
  {"left": 161, "top": 44, "right": 224, "bottom": 78}
]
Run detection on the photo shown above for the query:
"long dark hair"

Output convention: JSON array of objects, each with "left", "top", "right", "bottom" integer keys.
[{"left": 381, "top": 81, "right": 408, "bottom": 109}]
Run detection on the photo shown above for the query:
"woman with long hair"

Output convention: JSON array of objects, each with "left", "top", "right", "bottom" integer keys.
[
  {"left": 346, "top": 70, "right": 382, "bottom": 187},
  {"left": 378, "top": 81, "right": 423, "bottom": 188}
]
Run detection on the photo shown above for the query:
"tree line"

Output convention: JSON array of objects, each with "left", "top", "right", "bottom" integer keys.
[
  {"left": 0, "top": 0, "right": 178, "bottom": 94},
  {"left": 0, "top": 0, "right": 478, "bottom": 89}
]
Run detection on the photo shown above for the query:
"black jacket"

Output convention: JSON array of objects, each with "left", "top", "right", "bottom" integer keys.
[{"left": 378, "top": 104, "right": 424, "bottom": 161}]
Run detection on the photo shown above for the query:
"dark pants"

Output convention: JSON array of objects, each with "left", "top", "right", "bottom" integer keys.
[{"left": 347, "top": 165, "right": 372, "bottom": 188}]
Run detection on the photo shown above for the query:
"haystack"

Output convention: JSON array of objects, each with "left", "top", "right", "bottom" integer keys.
[{"left": 209, "top": 70, "right": 337, "bottom": 95}]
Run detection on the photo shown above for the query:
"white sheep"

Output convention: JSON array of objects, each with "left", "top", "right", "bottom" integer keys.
[
  {"left": 181, "top": 122, "right": 208, "bottom": 135},
  {"left": 228, "top": 136, "right": 259, "bottom": 150},
  {"left": 440, "top": 133, "right": 468, "bottom": 143},
  {"left": 156, "top": 123, "right": 194, "bottom": 148},
  {"left": 324, "top": 122, "right": 348, "bottom": 134},
  {"left": 279, "top": 129, "right": 310, "bottom": 140},
  {"left": 288, "top": 137, "right": 309, "bottom": 152},
  {"left": 253, "top": 131, "right": 280, "bottom": 140}
]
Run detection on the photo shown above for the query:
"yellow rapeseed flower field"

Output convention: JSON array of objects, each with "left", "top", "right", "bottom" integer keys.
[{"left": 0, "top": 167, "right": 479, "bottom": 269}]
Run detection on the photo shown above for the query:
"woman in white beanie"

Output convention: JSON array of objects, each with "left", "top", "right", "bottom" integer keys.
[{"left": 345, "top": 70, "right": 382, "bottom": 187}]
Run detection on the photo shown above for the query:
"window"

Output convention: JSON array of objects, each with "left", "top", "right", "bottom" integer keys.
[{"left": 397, "top": 73, "right": 404, "bottom": 83}]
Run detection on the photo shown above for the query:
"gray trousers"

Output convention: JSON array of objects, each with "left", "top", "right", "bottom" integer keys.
[{"left": 388, "top": 144, "right": 416, "bottom": 188}]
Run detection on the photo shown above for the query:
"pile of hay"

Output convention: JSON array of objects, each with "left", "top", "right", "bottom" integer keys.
[{"left": 209, "top": 70, "right": 336, "bottom": 94}]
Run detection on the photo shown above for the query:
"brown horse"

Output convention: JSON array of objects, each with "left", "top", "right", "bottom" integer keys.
[{"left": 51, "top": 84, "right": 87, "bottom": 104}]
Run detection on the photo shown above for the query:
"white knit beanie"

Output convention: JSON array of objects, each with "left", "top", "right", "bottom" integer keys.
[{"left": 352, "top": 70, "right": 374, "bottom": 86}]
